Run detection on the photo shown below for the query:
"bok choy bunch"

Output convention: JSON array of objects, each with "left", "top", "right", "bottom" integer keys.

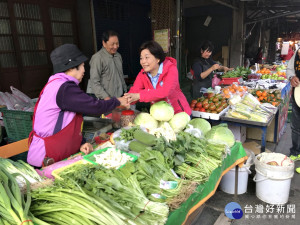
[{"left": 54, "top": 164, "right": 169, "bottom": 225}]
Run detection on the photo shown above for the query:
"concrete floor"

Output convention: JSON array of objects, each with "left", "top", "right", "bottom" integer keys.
[{"left": 191, "top": 123, "right": 300, "bottom": 225}]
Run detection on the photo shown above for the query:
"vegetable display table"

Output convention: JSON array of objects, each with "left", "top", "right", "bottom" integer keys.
[
  {"left": 166, "top": 142, "right": 247, "bottom": 225},
  {"left": 220, "top": 112, "right": 276, "bottom": 153},
  {"left": 245, "top": 82, "right": 292, "bottom": 143}
]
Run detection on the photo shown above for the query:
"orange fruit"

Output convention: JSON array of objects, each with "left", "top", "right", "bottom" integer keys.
[
  {"left": 232, "top": 84, "right": 238, "bottom": 90},
  {"left": 262, "top": 91, "right": 267, "bottom": 97},
  {"left": 259, "top": 96, "right": 264, "bottom": 101},
  {"left": 223, "top": 89, "right": 229, "bottom": 95},
  {"left": 256, "top": 90, "right": 262, "bottom": 97},
  {"left": 238, "top": 86, "right": 244, "bottom": 92}
]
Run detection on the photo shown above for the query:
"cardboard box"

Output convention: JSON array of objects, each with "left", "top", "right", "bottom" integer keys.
[
  {"left": 242, "top": 141, "right": 272, "bottom": 155},
  {"left": 228, "top": 124, "right": 246, "bottom": 143},
  {"left": 247, "top": 83, "right": 292, "bottom": 143},
  {"left": 246, "top": 118, "right": 275, "bottom": 142}
]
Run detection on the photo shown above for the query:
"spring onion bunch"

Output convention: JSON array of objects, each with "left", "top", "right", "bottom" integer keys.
[
  {"left": 0, "top": 158, "right": 43, "bottom": 187},
  {"left": 0, "top": 164, "right": 34, "bottom": 225}
]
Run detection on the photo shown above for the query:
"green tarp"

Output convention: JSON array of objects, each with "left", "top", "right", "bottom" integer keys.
[{"left": 166, "top": 142, "right": 247, "bottom": 225}]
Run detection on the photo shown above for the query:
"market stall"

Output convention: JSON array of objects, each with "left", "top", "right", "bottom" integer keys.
[
  {"left": 166, "top": 142, "right": 246, "bottom": 225},
  {"left": 0, "top": 64, "right": 290, "bottom": 223},
  {"left": 189, "top": 64, "right": 291, "bottom": 151},
  {"left": 220, "top": 113, "right": 275, "bottom": 152},
  {"left": 0, "top": 100, "right": 248, "bottom": 225}
]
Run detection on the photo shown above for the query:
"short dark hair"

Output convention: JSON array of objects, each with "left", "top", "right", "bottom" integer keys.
[
  {"left": 102, "top": 30, "right": 119, "bottom": 43},
  {"left": 200, "top": 40, "right": 214, "bottom": 52},
  {"left": 139, "top": 40, "right": 166, "bottom": 64}
]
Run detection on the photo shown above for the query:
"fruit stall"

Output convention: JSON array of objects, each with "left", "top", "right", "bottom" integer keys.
[
  {"left": 189, "top": 64, "right": 291, "bottom": 149},
  {"left": 0, "top": 100, "right": 249, "bottom": 225}
]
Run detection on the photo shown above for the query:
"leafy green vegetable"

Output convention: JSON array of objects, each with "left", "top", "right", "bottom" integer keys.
[
  {"left": 222, "top": 66, "right": 251, "bottom": 79},
  {"left": 205, "top": 124, "right": 235, "bottom": 147},
  {"left": 188, "top": 118, "right": 211, "bottom": 135},
  {"left": 134, "top": 112, "right": 158, "bottom": 130},
  {"left": 169, "top": 112, "right": 190, "bottom": 133},
  {"left": 114, "top": 126, "right": 141, "bottom": 142},
  {"left": 150, "top": 101, "right": 174, "bottom": 122},
  {"left": 55, "top": 164, "right": 169, "bottom": 224}
]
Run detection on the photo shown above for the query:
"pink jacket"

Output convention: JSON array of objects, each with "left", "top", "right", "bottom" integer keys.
[{"left": 129, "top": 57, "right": 191, "bottom": 115}]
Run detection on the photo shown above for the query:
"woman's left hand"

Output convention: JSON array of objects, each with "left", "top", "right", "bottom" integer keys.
[
  {"left": 80, "top": 143, "right": 93, "bottom": 155},
  {"left": 224, "top": 67, "right": 234, "bottom": 73},
  {"left": 124, "top": 93, "right": 140, "bottom": 104}
]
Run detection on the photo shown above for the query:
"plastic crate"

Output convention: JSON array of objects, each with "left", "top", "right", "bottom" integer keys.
[
  {"left": 0, "top": 107, "right": 33, "bottom": 142},
  {"left": 83, "top": 147, "right": 138, "bottom": 169},
  {"left": 52, "top": 159, "right": 90, "bottom": 180},
  {"left": 219, "top": 77, "right": 243, "bottom": 85}
]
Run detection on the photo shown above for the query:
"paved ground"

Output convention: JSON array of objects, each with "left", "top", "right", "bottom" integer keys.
[{"left": 191, "top": 123, "right": 300, "bottom": 225}]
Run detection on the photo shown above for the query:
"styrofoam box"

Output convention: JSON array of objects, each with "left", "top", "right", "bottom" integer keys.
[
  {"left": 228, "top": 124, "right": 246, "bottom": 143},
  {"left": 192, "top": 106, "right": 229, "bottom": 120}
]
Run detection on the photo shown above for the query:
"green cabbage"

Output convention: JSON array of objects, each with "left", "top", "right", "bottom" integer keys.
[
  {"left": 150, "top": 101, "right": 174, "bottom": 121},
  {"left": 188, "top": 118, "right": 211, "bottom": 135},
  {"left": 169, "top": 112, "right": 190, "bottom": 133},
  {"left": 134, "top": 112, "right": 158, "bottom": 131},
  {"left": 205, "top": 124, "right": 235, "bottom": 147}
]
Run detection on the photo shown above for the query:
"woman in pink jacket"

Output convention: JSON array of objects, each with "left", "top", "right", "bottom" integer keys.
[{"left": 125, "top": 41, "right": 191, "bottom": 115}]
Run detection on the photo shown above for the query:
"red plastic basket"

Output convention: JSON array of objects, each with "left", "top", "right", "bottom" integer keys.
[{"left": 220, "top": 77, "right": 242, "bottom": 85}]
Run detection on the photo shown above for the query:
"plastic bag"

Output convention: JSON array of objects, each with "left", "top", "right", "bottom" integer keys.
[
  {"left": 36, "top": 155, "right": 83, "bottom": 179},
  {"left": 212, "top": 74, "right": 221, "bottom": 88},
  {"left": 5, "top": 92, "right": 27, "bottom": 110},
  {"left": 0, "top": 92, "right": 5, "bottom": 105},
  {"left": 112, "top": 126, "right": 147, "bottom": 151},
  {"left": 0, "top": 92, "right": 14, "bottom": 110},
  {"left": 10, "top": 86, "right": 34, "bottom": 106},
  {"left": 184, "top": 124, "right": 203, "bottom": 138},
  {"left": 112, "top": 128, "right": 131, "bottom": 151}
]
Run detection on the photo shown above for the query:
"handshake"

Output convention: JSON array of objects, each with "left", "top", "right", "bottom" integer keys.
[{"left": 117, "top": 93, "right": 140, "bottom": 109}]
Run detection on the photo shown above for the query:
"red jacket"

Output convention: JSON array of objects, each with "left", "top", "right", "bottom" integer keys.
[{"left": 129, "top": 57, "right": 191, "bottom": 115}]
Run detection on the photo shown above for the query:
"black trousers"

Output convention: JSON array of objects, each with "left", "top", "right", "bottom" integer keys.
[{"left": 290, "top": 91, "right": 300, "bottom": 156}]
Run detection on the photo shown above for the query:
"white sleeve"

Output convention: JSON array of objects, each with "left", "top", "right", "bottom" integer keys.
[{"left": 286, "top": 51, "right": 297, "bottom": 80}]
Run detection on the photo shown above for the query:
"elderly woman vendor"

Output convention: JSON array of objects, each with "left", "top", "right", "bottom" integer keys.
[
  {"left": 27, "top": 44, "right": 128, "bottom": 168},
  {"left": 124, "top": 40, "right": 191, "bottom": 115}
]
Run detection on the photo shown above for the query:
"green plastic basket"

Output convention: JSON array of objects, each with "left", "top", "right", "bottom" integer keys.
[
  {"left": 0, "top": 107, "right": 33, "bottom": 142},
  {"left": 83, "top": 147, "right": 138, "bottom": 168}
]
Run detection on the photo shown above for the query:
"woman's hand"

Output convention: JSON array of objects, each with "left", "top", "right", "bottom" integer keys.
[
  {"left": 80, "top": 143, "right": 93, "bottom": 155},
  {"left": 290, "top": 76, "right": 300, "bottom": 87},
  {"left": 223, "top": 67, "right": 234, "bottom": 73},
  {"left": 124, "top": 93, "right": 140, "bottom": 104},
  {"left": 117, "top": 96, "right": 130, "bottom": 109},
  {"left": 211, "top": 64, "right": 220, "bottom": 71}
]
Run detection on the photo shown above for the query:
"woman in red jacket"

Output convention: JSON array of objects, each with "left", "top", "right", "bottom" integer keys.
[{"left": 124, "top": 41, "right": 191, "bottom": 115}]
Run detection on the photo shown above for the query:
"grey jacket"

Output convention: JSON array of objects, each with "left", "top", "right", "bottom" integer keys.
[{"left": 89, "top": 47, "right": 127, "bottom": 99}]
